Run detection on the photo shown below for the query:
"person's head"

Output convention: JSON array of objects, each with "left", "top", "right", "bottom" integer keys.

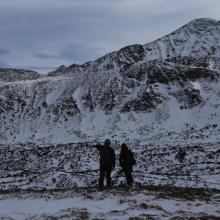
[
  {"left": 104, "top": 139, "right": 111, "bottom": 146},
  {"left": 121, "top": 143, "right": 128, "bottom": 150}
]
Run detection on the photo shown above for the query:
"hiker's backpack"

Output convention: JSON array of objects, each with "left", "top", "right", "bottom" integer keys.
[{"left": 123, "top": 149, "right": 136, "bottom": 167}]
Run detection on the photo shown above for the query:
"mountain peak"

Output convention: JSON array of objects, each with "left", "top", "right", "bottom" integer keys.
[
  {"left": 183, "top": 18, "right": 219, "bottom": 32},
  {"left": 188, "top": 17, "right": 217, "bottom": 24}
]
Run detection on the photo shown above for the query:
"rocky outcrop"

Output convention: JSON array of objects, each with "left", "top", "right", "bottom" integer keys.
[{"left": 0, "top": 68, "right": 42, "bottom": 82}]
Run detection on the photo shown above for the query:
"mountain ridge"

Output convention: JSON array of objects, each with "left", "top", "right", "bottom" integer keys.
[
  {"left": 0, "top": 18, "right": 220, "bottom": 190},
  {"left": 48, "top": 18, "right": 220, "bottom": 77}
]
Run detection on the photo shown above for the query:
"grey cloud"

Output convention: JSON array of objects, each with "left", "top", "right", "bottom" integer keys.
[
  {"left": 32, "top": 52, "right": 56, "bottom": 60},
  {"left": 59, "top": 43, "right": 105, "bottom": 63},
  {"left": 0, "top": 58, "right": 10, "bottom": 68},
  {"left": 0, "top": 49, "right": 10, "bottom": 56},
  {"left": 32, "top": 43, "right": 105, "bottom": 64},
  {"left": 19, "top": 66, "right": 56, "bottom": 73}
]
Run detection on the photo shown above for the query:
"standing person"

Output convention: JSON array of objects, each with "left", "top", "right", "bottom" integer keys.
[
  {"left": 119, "top": 143, "right": 136, "bottom": 187},
  {"left": 96, "top": 139, "right": 115, "bottom": 190}
]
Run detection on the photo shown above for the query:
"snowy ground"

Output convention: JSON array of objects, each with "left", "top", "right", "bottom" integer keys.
[
  {"left": 1, "top": 141, "right": 219, "bottom": 191},
  {"left": 0, "top": 186, "right": 219, "bottom": 220}
]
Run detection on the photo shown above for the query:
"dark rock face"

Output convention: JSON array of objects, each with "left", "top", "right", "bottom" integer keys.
[
  {"left": 52, "top": 97, "right": 80, "bottom": 116},
  {"left": 121, "top": 90, "right": 162, "bottom": 112},
  {"left": 82, "top": 91, "right": 95, "bottom": 111},
  {"left": 120, "top": 63, "right": 147, "bottom": 81},
  {"left": 146, "top": 61, "right": 219, "bottom": 85},
  {"left": 183, "top": 67, "right": 219, "bottom": 81},
  {"left": 116, "top": 44, "right": 145, "bottom": 70},
  {"left": 174, "top": 88, "right": 203, "bottom": 109},
  {"left": 165, "top": 56, "right": 210, "bottom": 68}
]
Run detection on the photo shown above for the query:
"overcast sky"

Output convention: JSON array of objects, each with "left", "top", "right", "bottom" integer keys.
[{"left": 0, "top": 0, "right": 219, "bottom": 73}]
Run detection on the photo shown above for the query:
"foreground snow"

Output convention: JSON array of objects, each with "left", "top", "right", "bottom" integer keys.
[{"left": 0, "top": 187, "right": 219, "bottom": 220}]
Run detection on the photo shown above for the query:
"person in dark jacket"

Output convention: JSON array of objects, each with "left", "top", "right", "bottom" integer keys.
[
  {"left": 96, "top": 139, "right": 115, "bottom": 189},
  {"left": 119, "top": 143, "right": 136, "bottom": 187}
]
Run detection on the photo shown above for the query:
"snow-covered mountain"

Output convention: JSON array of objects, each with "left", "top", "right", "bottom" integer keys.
[
  {"left": 1, "top": 18, "right": 220, "bottom": 144},
  {"left": 0, "top": 18, "right": 220, "bottom": 190}
]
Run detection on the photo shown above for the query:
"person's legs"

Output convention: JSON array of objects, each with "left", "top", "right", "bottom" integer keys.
[
  {"left": 124, "top": 167, "right": 129, "bottom": 185},
  {"left": 99, "top": 166, "right": 105, "bottom": 189},
  {"left": 127, "top": 168, "right": 133, "bottom": 186},
  {"left": 106, "top": 166, "right": 112, "bottom": 187},
  {"left": 124, "top": 167, "right": 133, "bottom": 186}
]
